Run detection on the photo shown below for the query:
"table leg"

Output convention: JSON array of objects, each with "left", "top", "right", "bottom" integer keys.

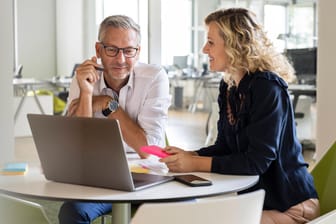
[
  {"left": 112, "top": 202, "right": 131, "bottom": 224},
  {"left": 14, "top": 90, "right": 27, "bottom": 123},
  {"left": 188, "top": 79, "right": 203, "bottom": 113},
  {"left": 14, "top": 86, "right": 46, "bottom": 123},
  {"left": 32, "top": 90, "right": 45, "bottom": 114}
]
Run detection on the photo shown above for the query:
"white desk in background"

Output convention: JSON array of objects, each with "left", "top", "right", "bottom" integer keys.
[
  {"left": 288, "top": 84, "right": 316, "bottom": 118},
  {"left": 50, "top": 76, "right": 72, "bottom": 90},
  {"left": 187, "top": 74, "right": 221, "bottom": 113},
  {"left": 288, "top": 84, "right": 316, "bottom": 108},
  {"left": 0, "top": 165, "right": 258, "bottom": 224},
  {"left": 13, "top": 78, "right": 51, "bottom": 123},
  {"left": 168, "top": 73, "right": 221, "bottom": 112}
]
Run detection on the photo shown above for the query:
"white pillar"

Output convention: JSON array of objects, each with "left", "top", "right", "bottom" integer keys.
[
  {"left": 0, "top": 0, "right": 15, "bottom": 164},
  {"left": 56, "top": 0, "right": 85, "bottom": 75},
  {"left": 148, "top": 0, "right": 161, "bottom": 65}
]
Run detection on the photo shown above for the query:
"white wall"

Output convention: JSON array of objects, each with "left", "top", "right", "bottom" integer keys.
[
  {"left": 83, "top": 0, "right": 98, "bottom": 59},
  {"left": 315, "top": 1, "right": 336, "bottom": 160},
  {"left": 56, "top": 0, "right": 85, "bottom": 76},
  {"left": 0, "top": 0, "right": 15, "bottom": 164},
  {"left": 56, "top": 0, "right": 98, "bottom": 76},
  {"left": 17, "top": 0, "right": 56, "bottom": 79},
  {"left": 17, "top": 0, "right": 96, "bottom": 78}
]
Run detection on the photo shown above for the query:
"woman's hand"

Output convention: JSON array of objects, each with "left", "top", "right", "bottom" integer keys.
[{"left": 160, "top": 146, "right": 198, "bottom": 172}]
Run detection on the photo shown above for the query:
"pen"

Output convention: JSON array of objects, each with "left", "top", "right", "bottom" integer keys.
[
  {"left": 95, "top": 66, "right": 104, "bottom": 71},
  {"left": 85, "top": 66, "right": 104, "bottom": 82}
]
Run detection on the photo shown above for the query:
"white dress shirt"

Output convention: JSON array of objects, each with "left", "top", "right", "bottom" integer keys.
[{"left": 67, "top": 62, "right": 171, "bottom": 152}]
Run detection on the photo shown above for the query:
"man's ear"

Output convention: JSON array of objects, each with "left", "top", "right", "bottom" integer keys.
[
  {"left": 95, "top": 42, "right": 101, "bottom": 58},
  {"left": 135, "top": 46, "right": 141, "bottom": 60}
]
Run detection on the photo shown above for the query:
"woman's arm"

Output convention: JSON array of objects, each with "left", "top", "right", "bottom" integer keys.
[{"left": 160, "top": 146, "right": 212, "bottom": 172}]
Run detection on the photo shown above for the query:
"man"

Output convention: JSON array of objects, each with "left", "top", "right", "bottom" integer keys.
[{"left": 58, "top": 15, "right": 170, "bottom": 223}]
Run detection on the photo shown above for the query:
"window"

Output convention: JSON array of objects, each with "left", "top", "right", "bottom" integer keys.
[
  {"left": 288, "top": 5, "right": 316, "bottom": 48},
  {"left": 161, "top": 0, "right": 192, "bottom": 65},
  {"left": 264, "top": 2, "right": 317, "bottom": 51},
  {"left": 264, "top": 4, "right": 287, "bottom": 52}
]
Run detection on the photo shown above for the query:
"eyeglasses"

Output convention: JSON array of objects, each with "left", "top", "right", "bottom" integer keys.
[{"left": 100, "top": 43, "right": 139, "bottom": 58}]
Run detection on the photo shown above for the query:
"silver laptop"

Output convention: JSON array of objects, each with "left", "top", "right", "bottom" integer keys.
[{"left": 27, "top": 114, "right": 173, "bottom": 191}]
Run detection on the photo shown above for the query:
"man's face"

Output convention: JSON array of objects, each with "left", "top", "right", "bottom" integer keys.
[{"left": 96, "top": 27, "right": 140, "bottom": 81}]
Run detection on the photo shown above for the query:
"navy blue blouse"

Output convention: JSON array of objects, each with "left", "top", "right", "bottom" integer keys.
[{"left": 197, "top": 71, "right": 318, "bottom": 212}]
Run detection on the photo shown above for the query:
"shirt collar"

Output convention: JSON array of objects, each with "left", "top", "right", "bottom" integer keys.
[{"left": 98, "top": 70, "right": 135, "bottom": 93}]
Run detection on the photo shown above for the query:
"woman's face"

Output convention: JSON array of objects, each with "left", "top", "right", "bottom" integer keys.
[{"left": 202, "top": 22, "right": 229, "bottom": 72}]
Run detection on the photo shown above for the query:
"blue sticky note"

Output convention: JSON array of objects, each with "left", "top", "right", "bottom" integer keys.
[{"left": 3, "top": 162, "right": 28, "bottom": 172}]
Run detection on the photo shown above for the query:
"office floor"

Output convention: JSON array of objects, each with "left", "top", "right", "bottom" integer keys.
[{"left": 13, "top": 109, "right": 315, "bottom": 224}]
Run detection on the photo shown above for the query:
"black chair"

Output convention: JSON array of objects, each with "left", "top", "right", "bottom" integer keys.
[
  {"left": 14, "top": 64, "right": 23, "bottom": 79},
  {"left": 57, "top": 63, "right": 81, "bottom": 102}
]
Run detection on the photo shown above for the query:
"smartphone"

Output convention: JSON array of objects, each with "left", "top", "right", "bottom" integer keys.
[{"left": 174, "top": 174, "right": 212, "bottom": 187}]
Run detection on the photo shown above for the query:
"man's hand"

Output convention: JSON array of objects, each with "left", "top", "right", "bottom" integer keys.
[
  {"left": 67, "top": 56, "right": 104, "bottom": 117},
  {"left": 92, "top": 95, "right": 113, "bottom": 113},
  {"left": 75, "top": 56, "right": 103, "bottom": 95}
]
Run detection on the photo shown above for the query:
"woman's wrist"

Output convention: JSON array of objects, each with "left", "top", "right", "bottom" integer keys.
[
  {"left": 189, "top": 151, "right": 198, "bottom": 156},
  {"left": 192, "top": 156, "right": 212, "bottom": 172}
]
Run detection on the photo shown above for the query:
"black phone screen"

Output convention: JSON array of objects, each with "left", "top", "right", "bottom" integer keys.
[{"left": 174, "top": 174, "right": 212, "bottom": 187}]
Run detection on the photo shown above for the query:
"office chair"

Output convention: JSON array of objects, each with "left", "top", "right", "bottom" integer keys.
[
  {"left": 14, "top": 64, "right": 23, "bottom": 79},
  {"left": 310, "top": 141, "right": 336, "bottom": 215},
  {"left": 57, "top": 63, "right": 80, "bottom": 103},
  {"left": 0, "top": 194, "right": 51, "bottom": 224},
  {"left": 131, "top": 189, "right": 265, "bottom": 224}
]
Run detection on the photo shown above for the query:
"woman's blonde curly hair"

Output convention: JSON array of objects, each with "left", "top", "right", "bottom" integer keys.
[{"left": 205, "top": 8, "right": 296, "bottom": 83}]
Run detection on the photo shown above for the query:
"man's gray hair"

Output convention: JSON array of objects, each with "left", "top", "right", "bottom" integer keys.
[{"left": 98, "top": 15, "right": 141, "bottom": 44}]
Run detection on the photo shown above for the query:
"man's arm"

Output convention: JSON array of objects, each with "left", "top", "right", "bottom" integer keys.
[
  {"left": 67, "top": 93, "right": 92, "bottom": 117},
  {"left": 107, "top": 107, "right": 148, "bottom": 158},
  {"left": 72, "top": 95, "right": 148, "bottom": 158},
  {"left": 67, "top": 57, "right": 102, "bottom": 117}
]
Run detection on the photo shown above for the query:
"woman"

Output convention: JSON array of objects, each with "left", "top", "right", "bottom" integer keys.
[{"left": 161, "top": 8, "right": 319, "bottom": 224}]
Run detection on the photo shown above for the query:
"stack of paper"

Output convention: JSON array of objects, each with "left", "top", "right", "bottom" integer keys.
[
  {"left": 0, "top": 162, "right": 28, "bottom": 175},
  {"left": 129, "top": 155, "right": 169, "bottom": 175}
]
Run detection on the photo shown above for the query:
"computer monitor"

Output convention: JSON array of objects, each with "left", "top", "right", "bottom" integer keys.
[
  {"left": 173, "top": 56, "right": 189, "bottom": 69},
  {"left": 285, "top": 47, "right": 317, "bottom": 84}
]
